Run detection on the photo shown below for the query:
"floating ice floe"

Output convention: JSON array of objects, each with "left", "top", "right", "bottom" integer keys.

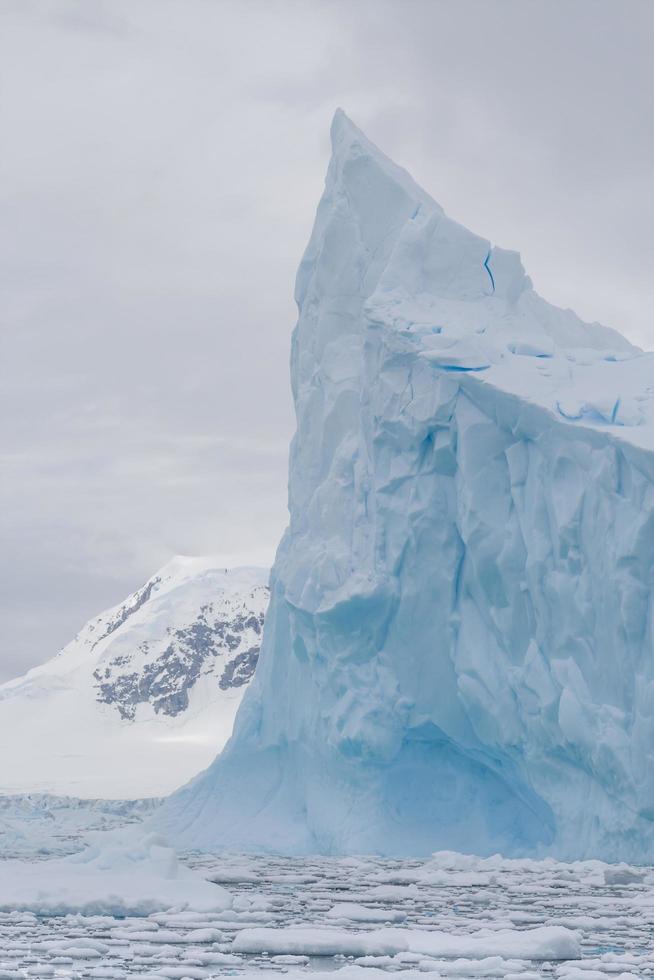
[
  {"left": 232, "top": 924, "right": 581, "bottom": 960},
  {"left": 0, "top": 832, "right": 231, "bottom": 916}
]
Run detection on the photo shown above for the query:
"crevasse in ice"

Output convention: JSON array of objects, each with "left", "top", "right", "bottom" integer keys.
[{"left": 158, "top": 111, "right": 654, "bottom": 860}]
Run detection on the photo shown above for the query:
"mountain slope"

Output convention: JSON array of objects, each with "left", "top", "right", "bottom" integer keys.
[
  {"left": 157, "top": 111, "right": 654, "bottom": 861},
  {"left": 0, "top": 558, "right": 269, "bottom": 798}
]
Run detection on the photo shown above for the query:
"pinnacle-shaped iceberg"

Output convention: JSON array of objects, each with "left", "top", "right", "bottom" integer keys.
[{"left": 159, "top": 111, "right": 654, "bottom": 860}]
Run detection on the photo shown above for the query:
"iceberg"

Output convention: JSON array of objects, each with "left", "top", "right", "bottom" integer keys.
[{"left": 158, "top": 111, "right": 654, "bottom": 860}]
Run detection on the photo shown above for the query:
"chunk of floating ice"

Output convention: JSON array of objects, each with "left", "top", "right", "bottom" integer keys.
[
  {"left": 363, "top": 884, "right": 420, "bottom": 900},
  {"left": 353, "top": 956, "right": 397, "bottom": 968},
  {"left": 0, "top": 833, "right": 232, "bottom": 916},
  {"left": 603, "top": 865, "right": 645, "bottom": 885},
  {"left": 417, "top": 956, "right": 531, "bottom": 976},
  {"left": 180, "top": 952, "right": 242, "bottom": 965},
  {"left": 56, "top": 947, "right": 101, "bottom": 958},
  {"left": 146, "top": 969, "right": 209, "bottom": 979},
  {"left": 111, "top": 929, "right": 184, "bottom": 943},
  {"left": 41, "top": 938, "right": 110, "bottom": 954},
  {"left": 416, "top": 870, "right": 496, "bottom": 887},
  {"left": 231, "top": 925, "right": 581, "bottom": 960},
  {"left": 326, "top": 902, "right": 407, "bottom": 923},
  {"left": 555, "top": 970, "right": 639, "bottom": 980}
]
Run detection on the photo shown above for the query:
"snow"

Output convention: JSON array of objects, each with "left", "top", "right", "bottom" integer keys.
[
  {"left": 0, "top": 832, "right": 231, "bottom": 916},
  {"left": 0, "top": 559, "right": 268, "bottom": 798},
  {"left": 155, "top": 110, "right": 654, "bottom": 861}
]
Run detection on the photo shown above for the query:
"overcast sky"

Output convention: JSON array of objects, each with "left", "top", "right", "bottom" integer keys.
[{"left": 1, "top": 0, "right": 653, "bottom": 681}]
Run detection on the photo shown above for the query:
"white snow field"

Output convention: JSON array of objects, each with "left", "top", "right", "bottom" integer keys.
[
  {"left": 0, "top": 558, "right": 269, "bottom": 798},
  {"left": 156, "top": 110, "right": 654, "bottom": 861}
]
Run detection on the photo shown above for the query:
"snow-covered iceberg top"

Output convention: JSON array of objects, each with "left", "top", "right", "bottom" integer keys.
[
  {"left": 334, "top": 109, "right": 647, "bottom": 438},
  {"left": 156, "top": 112, "right": 654, "bottom": 862}
]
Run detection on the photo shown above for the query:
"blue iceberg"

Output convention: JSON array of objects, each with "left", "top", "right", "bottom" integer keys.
[{"left": 158, "top": 112, "right": 654, "bottom": 861}]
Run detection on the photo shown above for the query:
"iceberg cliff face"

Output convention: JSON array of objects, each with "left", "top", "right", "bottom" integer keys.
[{"left": 159, "top": 112, "right": 654, "bottom": 860}]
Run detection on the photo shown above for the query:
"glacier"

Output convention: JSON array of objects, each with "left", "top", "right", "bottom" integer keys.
[
  {"left": 0, "top": 558, "right": 268, "bottom": 798},
  {"left": 158, "top": 110, "right": 654, "bottom": 861}
]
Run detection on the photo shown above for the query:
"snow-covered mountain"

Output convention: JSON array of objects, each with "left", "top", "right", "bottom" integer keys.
[
  {"left": 158, "top": 112, "right": 654, "bottom": 861},
  {"left": 0, "top": 558, "right": 269, "bottom": 798}
]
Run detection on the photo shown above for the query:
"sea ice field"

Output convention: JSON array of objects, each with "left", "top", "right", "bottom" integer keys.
[{"left": 1, "top": 798, "right": 652, "bottom": 980}]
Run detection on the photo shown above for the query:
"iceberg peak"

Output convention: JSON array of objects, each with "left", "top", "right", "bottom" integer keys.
[{"left": 329, "top": 106, "right": 358, "bottom": 146}]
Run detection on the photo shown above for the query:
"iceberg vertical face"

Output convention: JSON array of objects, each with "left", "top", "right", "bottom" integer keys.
[{"left": 159, "top": 111, "right": 654, "bottom": 860}]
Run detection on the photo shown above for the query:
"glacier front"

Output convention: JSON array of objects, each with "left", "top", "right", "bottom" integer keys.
[{"left": 159, "top": 111, "right": 654, "bottom": 861}]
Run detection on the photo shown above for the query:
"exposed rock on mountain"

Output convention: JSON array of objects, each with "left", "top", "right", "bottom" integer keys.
[{"left": 0, "top": 558, "right": 268, "bottom": 798}]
